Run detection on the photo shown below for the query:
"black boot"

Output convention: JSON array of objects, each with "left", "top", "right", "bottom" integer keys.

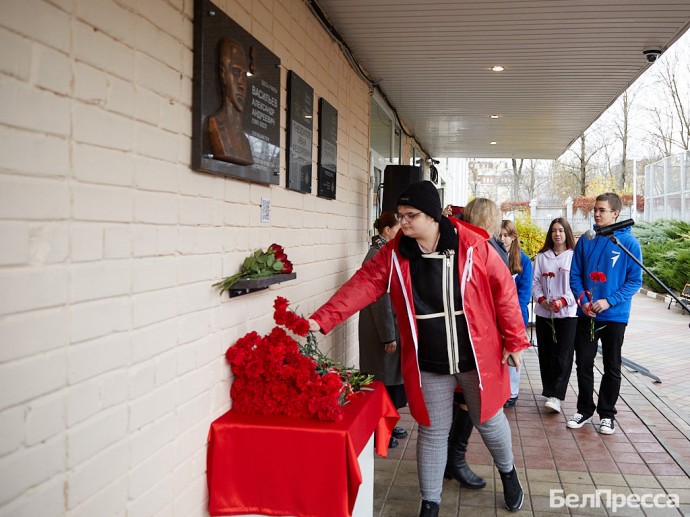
[
  {"left": 419, "top": 500, "right": 439, "bottom": 517},
  {"left": 499, "top": 465, "right": 524, "bottom": 512},
  {"left": 444, "top": 407, "right": 486, "bottom": 489}
]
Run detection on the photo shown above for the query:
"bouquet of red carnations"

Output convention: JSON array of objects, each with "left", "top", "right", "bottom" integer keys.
[{"left": 225, "top": 297, "right": 373, "bottom": 422}]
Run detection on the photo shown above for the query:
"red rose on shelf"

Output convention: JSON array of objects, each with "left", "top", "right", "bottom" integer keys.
[{"left": 213, "top": 244, "right": 294, "bottom": 294}]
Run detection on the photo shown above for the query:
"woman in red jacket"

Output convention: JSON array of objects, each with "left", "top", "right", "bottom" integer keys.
[{"left": 308, "top": 181, "right": 529, "bottom": 516}]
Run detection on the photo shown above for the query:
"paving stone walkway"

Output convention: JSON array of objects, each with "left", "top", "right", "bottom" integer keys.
[{"left": 375, "top": 292, "right": 690, "bottom": 516}]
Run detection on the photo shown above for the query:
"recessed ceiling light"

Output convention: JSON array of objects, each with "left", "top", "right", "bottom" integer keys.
[
  {"left": 490, "top": 114, "right": 500, "bottom": 119},
  {"left": 491, "top": 65, "right": 505, "bottom": 72},
  {"left": 490, "top": 141, "right": 497, "bottom": 145}
]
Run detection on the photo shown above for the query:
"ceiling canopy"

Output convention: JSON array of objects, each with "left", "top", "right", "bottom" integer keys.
[{"left": 313, "top": 0, "right": 690, "bottom": 159}]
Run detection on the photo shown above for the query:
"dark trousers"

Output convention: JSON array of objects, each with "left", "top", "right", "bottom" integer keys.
[
  {"left": 536, "top": 316, "right": 577, "bottom": 400},
  {"left": 574, "top": 317, "right": 627, "bottom": 419}
]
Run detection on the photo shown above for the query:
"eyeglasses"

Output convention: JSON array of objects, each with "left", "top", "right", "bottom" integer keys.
[
  {"left": 395, "top": 211, "right": 423, "bottom": 222},
  {"left": 593, "top": 208, "right": 615, "bottom": 214}
]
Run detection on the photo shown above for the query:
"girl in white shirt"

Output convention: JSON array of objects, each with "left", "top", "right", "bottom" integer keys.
[{"left": 532, "top": 218, "right": 577, "bottom": 414}]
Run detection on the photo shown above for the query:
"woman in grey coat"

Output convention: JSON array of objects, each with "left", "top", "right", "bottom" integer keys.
[{"left": 358, "top": 211, "right": 407, "bottom": 446}]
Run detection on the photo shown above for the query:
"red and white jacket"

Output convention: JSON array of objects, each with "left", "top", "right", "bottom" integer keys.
[{"left": 311, "top": 217, "right": 530, "bottom": 425}]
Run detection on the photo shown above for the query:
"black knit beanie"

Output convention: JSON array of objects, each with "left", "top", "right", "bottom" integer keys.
[{"left": 397, "top": 181, "right": 442, "bottom": 222}]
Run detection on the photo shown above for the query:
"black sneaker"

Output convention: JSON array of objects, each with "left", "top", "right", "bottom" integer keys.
[
  {"left": 566, "top": 412, "right": 592, "bottom": 429},
  {"left": 499, "top": 466, "right": 524, "bottom": 512},
  {"left": 388, "top": 436, "right": 399, "bottom": 448},
  {"left": 599, "top": 418, "right": 615, "bottom": 435},
  {"left": 392, "top": 426, "right": 408, "bottom": 439},
  {"left": 503, "top": 396, "right": 518, "bottom": 409},
  {"left": 419, "top": 500, "right": 439, "bottom": 517}
]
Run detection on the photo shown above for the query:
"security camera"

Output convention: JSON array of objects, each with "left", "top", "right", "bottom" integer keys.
[{"left": 643, "top": 49, "right": 663, "bottom": 63}]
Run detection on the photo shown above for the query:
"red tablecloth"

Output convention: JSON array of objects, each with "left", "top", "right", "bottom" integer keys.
[{"left": 207, "top": 381, "right": 399, "bottom": 517}]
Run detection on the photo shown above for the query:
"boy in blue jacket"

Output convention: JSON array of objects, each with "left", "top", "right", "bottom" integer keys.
[{"left": 567, "top": 193, "right": 642, "bottom": 435}]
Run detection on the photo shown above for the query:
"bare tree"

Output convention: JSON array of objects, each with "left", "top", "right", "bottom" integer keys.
[
  {"left": 611, "top": 90, "right": 638, "bottom": 189},
  {"left": 643, "top": 103, "right": 675, "bottom": 157},
  {"left": 468, "top": 162, "right": 480, "bottom": 196},
  {"left": 523, "top": 159, "right": 552, "bottom": 201},
  {"left": 562, "top": 131, "right": 606, "bottom": 196},
  {"left": 510, "top": 158, "right": 524, "bottom": 201},
  {"left": 654, "top": 48, "right": 690, "bottom": 151}
]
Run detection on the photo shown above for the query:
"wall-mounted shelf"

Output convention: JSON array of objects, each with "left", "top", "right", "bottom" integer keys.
[{"left": 228, "top": 273, "right": 297, "bottom": 298}]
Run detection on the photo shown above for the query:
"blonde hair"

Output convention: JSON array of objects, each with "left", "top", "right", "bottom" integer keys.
[{"left": 464, "top": 198, "right": 501, "bottom": 236}]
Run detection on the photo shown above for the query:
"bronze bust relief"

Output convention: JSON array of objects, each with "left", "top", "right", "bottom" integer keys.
[{"left": 206, "top": 38, "right": 254, "bottom": 166}]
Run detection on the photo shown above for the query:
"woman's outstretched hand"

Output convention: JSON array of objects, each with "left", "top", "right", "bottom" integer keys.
[{"left": 308, "top": 318, "right": 321, "bottom": 333}]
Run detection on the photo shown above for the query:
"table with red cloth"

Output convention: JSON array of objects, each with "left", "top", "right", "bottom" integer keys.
[{"left": 207, "top": 381, "right": 399, "bottom": 517}]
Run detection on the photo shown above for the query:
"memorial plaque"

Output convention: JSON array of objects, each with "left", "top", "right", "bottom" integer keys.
[
  {"left": 192, "top": 0, "right": 281, "bottom": 184},
  {"left": 317, "top": 98, "right": 337, "bottom": 199},
  {"left": 286, "top": 71, "right": 313, "bottom": 193}
]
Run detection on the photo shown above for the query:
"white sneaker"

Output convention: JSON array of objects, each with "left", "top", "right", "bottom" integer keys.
[
  {"left": 566, "top": 412, "right": 592, "bottom": 429},
  {"left": 544, "top": 397, "right": 561, "bottom": 413},
  {"left": 599, "top": 418, "right": 615, "bottom": 435}
]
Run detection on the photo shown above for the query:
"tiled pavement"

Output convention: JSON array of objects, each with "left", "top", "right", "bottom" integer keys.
[{"left": 375, "top": 292, "right": 690, "bottom": 516}]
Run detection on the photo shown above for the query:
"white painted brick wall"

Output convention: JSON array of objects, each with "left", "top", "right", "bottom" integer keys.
[
  {"left": 66, "top": 406, "right": 128, "bottom": 469},
  {"left": 0, "top": 350, "right": 67, "bottom": 410},
  {"left": 67, "top": 478, "right": 127, "bottom": 517},
  {"left": 0, "top": 126, "right": 70, "bottom": 177},
  {"left": 128, "top": 413, "right": 176, "bottom": 467},
  {"left": 0, "top": 477, "right": 65, "bottom": 517},
  {"left": 0, "top": 78, "right": 71, "bottom": 136},
  {"left": 0, "top": 0, "right": 371, "bottom": 516},
  {"left": 72, "top": 184, "right": 134, "bottom": 222},
  {"left": 0, "top": 0, "right": 71, "bottom": 53},
  {"left": 65, "top": 379, "right": 101, "bottom": 428},
  {"left": 0, "top": 406, "right": 24, "bottom": 457},
  {"left": 73, "top": 143, "right": 135, "bottom": 187},
  {"left": 0, "top": 26, "right": 32, "bottom": 80},
  {"left": 70, "top": 259, "right": 131, "bottom": 302},
  {"left": 70, "top": 297, "right": 130, "bottom": 343},
  {"left": 66, "top": 441, "right": 129, "bottom": 509},
  {"left": 67, "top": 333, "right": 130, "bottom": 384},
  {"left": 132, "top": 289, "right": 178, "bottom": 328},
  {"left": 131, "top": 320, "right": 178, "bottom": 362},
  {"left": 25, "top": 393, "right": 66, "bottom": 446},
  {"left": 0, "top": 436, "right": 65, "bottom": 506}
]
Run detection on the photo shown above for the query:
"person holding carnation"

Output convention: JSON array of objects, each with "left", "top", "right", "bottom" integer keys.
[
  {"left": 532, "top": 218, "right": 577, "bottom": 414},
  {"left": 308, "top": 181, "right": 529, "bottom": 516},
  {"left": 568, "top": 193, "right": 642, "bottom": 435}
]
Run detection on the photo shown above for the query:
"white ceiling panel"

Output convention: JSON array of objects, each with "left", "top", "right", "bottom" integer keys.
[{"left": 312, "top": 0, "right": 690, "bottom": 158}]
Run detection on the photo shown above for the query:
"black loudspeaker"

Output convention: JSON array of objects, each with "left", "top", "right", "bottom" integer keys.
[{"left": 381, "top": 165, "right": 422, "bottom": 213}]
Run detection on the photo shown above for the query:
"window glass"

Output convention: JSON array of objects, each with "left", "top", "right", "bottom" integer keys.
[{"left": 370, "top": 99, "right": 392, "bottom": 160}]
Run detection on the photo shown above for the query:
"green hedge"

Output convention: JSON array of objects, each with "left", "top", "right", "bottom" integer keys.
[{"left": 634, "top": 220, "right": 690, "bottom": 293}]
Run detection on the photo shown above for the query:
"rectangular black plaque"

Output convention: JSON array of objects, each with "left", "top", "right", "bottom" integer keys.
[
  {"left": 317, "top": 98, "right": 337, "bottom": 199},
  {"left": 286, "top": 71, "right": 313, "bottom": 193},
  {"left": 192, "top": 0, "right": 281, "bottom": 184}
]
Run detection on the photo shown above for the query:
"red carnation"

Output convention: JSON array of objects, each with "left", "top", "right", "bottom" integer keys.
[
  {"left": 590, "top": 271, "right": 607, "bottom": 283},
  {"left": 292, "top": 317, "right": 310, "bottom": 337}
]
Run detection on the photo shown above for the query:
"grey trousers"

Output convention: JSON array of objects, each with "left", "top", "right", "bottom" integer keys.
[{"left": 417, "top": 370, "right": 515, "bottom": 503}]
